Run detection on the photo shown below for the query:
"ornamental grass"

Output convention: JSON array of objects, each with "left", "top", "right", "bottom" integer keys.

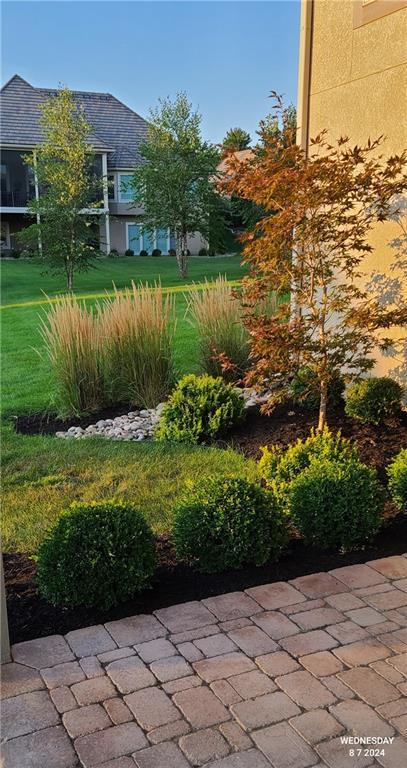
[
  {"left": 186, "top": 276, "right": 249, "bottom": 382},
  {"left": 99, "top": 282, "right": 175, "bottom": 408}
]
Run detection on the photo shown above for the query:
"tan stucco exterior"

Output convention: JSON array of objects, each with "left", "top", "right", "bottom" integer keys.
[{"left": 297, "top": 0, "right": 407, "bottom": 381}]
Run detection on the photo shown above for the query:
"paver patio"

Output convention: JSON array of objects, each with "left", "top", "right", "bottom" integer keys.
[{"left": 1, "top": 555, "right": 407, "bottom": 767}]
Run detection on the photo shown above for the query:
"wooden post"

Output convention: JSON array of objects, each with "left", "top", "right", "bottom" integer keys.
[{"left": 1, "top": 549, "right": 11, "bottom": 664}]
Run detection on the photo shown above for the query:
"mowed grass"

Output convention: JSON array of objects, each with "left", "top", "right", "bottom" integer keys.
[{"left": 2, "top": 255, "right": 254, "bottom": 553}]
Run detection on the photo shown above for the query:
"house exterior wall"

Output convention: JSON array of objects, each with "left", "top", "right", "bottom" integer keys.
[{"left": 298, "top": 0, "right": 407, "bottom": 382}]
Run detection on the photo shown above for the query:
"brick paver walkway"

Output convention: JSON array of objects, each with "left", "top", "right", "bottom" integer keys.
[{"left": 2, "top": 555, "right": 407, "bottom": 767}]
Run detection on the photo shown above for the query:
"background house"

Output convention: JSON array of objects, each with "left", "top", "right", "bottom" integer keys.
[
  {"left": 297, "top": 0, "right": 407, "bottom": 381},
  {"left": 0, "top": 75, "right": 205, "bottom": 255}
]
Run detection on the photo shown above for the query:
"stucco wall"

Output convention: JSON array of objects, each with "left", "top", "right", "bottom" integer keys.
[{"left": 306, "top": 0, "right": 407, "bottom": 381}]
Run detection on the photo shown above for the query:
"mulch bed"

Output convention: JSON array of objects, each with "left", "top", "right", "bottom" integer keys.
[
  {"left": 4, "top": 514, "right": 407, "bottom": 644},
  {"left": 6, "top": 401, "right": 406, "bottom": 644}
]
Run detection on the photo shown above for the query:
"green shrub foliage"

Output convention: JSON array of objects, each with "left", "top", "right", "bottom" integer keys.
[
  {"left": 156, "top": 374, "right": 245, "bottom": 444},
  {"left": 290, "top": 366, "right": 345, "bottom": 410},
  {"left": 37, "top": 500, "right": 156, "bottom": 609},
  {"left": 259, "top": 428, "right": 356, "bottom": 511},
  {"left": 152, "top": 248, "right": 162, "bottom": 257},
  {"left": 173, "top": 476, "right": 287, "bottom": 572},
  {"left": 387, "top": 448, "right": 407, "bottom": 512},
  {"left": 139, "top": 249, "right": 149, "bottom": 257},
  {"left": 125, "top": 249, "right": 134, "bottom": 257},
  {"left": 289, "top": 457, "right": 384, "bottom": 550},
  {"left": 345, "top": 377, "right": 403, "bottom": 425}
]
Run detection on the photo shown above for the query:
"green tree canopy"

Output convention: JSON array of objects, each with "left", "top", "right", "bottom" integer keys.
[
  {"left": 131, "top": 93, "right": 222, "bottom": 278},
  {"left": 222, "top": 127, "right": 251, "bottom": 153},
  {"left": 20, "top": 87, "right": 103, "bottom": 290}
]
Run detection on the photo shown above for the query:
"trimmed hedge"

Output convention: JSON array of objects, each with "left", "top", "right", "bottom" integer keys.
[
  {"left": 387, "top": 449, "right": 407, "bottom": 512},
  {"left": 156, "top": 373, "right": 245, "bottom": 444},
  {"left": 173, "top": 476, "right": 287, "bottom": 572},
  {"left": 289, "top": 457, "right": 384, "bottom": 551},
  {"left": 345, "top": 377, "right": 403, "bottom": 425},
  {"left": 37, "top": 500, "right": 156, "bottom": 609}
]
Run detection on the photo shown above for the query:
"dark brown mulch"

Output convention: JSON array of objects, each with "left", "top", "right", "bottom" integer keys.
[
  {"left": 223, "top": 403, "right": 407, "bottom": 486},
  {"left": 4, "top": 513, "right": 407, "bottom": 644},
  {"left": 12, "top": 403, "right": 134, "bottom": 436}
]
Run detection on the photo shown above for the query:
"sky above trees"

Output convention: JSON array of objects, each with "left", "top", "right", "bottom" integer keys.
[{"left": 2, "top": 0, "right": 300, "bottom": 144}]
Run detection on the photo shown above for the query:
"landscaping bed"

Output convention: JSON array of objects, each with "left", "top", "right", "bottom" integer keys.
[{"left": 5, "top": 511, "right": 407, "bottom": 644}]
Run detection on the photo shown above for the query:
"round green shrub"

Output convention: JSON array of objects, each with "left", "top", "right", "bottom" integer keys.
[
  {"left": 259, "top": 428, "right": 356, "bottom": 511},
  {"left": 173, "top": 476, "right": 287, "bottom": 572},
  {"left": 345, "top": 377, "right": 403, "bottom": 425},
  {"left": 387, "top": 448, "right": 407, "bottom": 512},
  {"left": 37, "top": 500, "right": 156, "bottom": 609},
  {"left": 109, "top": 248, "right": 119, "bottom": 258},
  {"left": 152, "top": 248, "right": 162, "bottom": 257},
  {"left": 156, "top": 373, "right": 245, "bottom": 444},
  {"left": 289, "top": 457, "right": 384, "bottom": 550},
  {"left": 199, "top": 247, "right": 208, "bottom": 256},
  {"left": 168, "top": 248, "right": 176, "bottom": 257},
  {"left": 139, "top": 249, "right": 149, "bottom": 257},
  {"left": 125, "top": 248, "right": 134, "bottom": 257},
  {"left": 290, "top": 366, "right": 345, "bottom": 410}
]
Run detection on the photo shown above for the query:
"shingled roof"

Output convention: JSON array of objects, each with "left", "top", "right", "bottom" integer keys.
[{"left": 0, "top": 74, "right": 149, "bottom": 170}]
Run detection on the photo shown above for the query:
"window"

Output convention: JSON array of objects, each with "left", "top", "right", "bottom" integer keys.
[
  {"left": 353, "top": 0, "right": 407, "bottom": 28},
  {"left": 126, "top": 224, "right": 171, "bottom": 254},
  {"left": 119, "top": 173, "right": 134, "bottom": 202}
]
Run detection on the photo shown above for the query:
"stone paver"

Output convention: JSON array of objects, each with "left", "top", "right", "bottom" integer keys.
[
  {"left": 66, "top": 625, "right": 116, "bottom": 657},
  {"left": 252, "top": 610, "right": 300, "bottom": 639},
  {"left": 105, "top": 614, "right": 166, "bottom": 646},
  {"left": 231, "top": 692, "right": 300, "bottom": 730},
  {"left": 1, "top": 662, "right": 45, "bottom": 698},
  {"left": 246, "top": 581, "right": 306, "bottom": 610},
  {"left": 62, "top": 703, "right": 111, "bottom": 738},
  {"left": 202, "top": 592, "right": 262, "bottom": 621},
  {"left": 338, "top": 667, "right": 401, "bottom": 706},
  {"left": 280, "top": 628, "right": 338, "bottom": 656},
  {"left": 174, "top": 686, "right": 231, "bottom": 728},
  {"left": 289, "top": 708, "right": 344, "bottom": 744},
  {"left": 106, "top": 655, "right": 156, "bottom": 693},
  {"left": 252, "top": 721, "right": 317, "bottom": 768},
  {"left": 1, "top": 725, "right": 77, "bottom": 768},
  {"left": 12, "top": 634, "right": 74, "bottom": 669},
  {"left": 6, "top": 554, "right": 407, "bottom": 768},
  {"left": 125, "top": 686, "right": 181, "bottom": 730},
  {"left": 179, "top": 728, "right": 230, "bottom": 766},
  {"left": 154, "top": 601, "right": 215, "bottom": 633},
  {"left": 228, "top": 625, "right": 279, "bottom": 656},
  {"left": 75, "top": 723, "right": 148, "bottom": 767},
  {"left": 275, "top": 669, "right": 336, "bottom": 710},
  {"left": 290, "top": 571, "right": 346, "bottom": 598},
  {"left": 41, "top": 660, "right": 85, "bottom": 688},
  {"left": 2, "top": 689, "right": 60, "bottom": 739},
  {"left": 193, "top": 652, "right": 255, "bottom": 682},
  {"left": 133, "top": 741, "right": 190, "bottom": 768}
]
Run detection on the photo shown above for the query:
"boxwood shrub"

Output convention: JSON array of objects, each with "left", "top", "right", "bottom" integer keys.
[
  {"left": 156, "top": 373, "right": 245, "bottom": 444},
  {"left": 37, "top": 500, "right": 156, "bottom": 609},
  {"left": 387, "top": 448, "right": 407, "bottom": 512},
  {"left": 259, "top": 428, "right": 356, "bottom": 511},
  {"left": 290, "top": 366, "right": 345, "bottom": 410},
  {"left": 173, "top": 476, "right": 287, "bottom": 572},
  {"left": 345, "top": 377, "right": 403, "bottom": 425},
  {"left": 288, "top": 457, "right": 384, "bottom": 551}
]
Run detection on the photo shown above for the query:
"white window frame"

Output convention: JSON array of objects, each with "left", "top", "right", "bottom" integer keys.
[
  {"left": 107, "top": 172, "right": 117, "bottom": 202},
  {"left": 118, "top": 173, "right": 135, "bottom": 203},
  {"left": 126, "top": 223, "right": 171, "bottom": 254}
]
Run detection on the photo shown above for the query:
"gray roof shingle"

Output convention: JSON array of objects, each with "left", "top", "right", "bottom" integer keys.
[{"left": 0, "top": 74, "right": 148, "bottom": 170}]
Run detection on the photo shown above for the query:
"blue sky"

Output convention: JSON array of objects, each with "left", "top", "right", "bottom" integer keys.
[{"left": 2, "top": 1, "right": 300, "bottom": 144}]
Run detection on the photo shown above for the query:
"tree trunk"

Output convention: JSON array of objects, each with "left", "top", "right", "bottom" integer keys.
[
  {"left": 318, "top": 379, "right": 328, "bottom": 433},
  {"left": 176, "top": 232, "right": 188, "bottom": 279}
]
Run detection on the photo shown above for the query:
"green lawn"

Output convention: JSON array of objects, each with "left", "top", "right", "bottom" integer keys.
[{"left": 2, "top": 255, "right": 253, "bottom": 553}]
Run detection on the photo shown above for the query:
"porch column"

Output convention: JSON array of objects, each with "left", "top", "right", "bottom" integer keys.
[
  {"left": 102, "top": 153, "right": 111, "bottom": 254},
  {"left": 33, "top": 150, "right": 42, "bottom": 256},
  {"left": 1, "top": 549, "right": 10, "bottom": 664}
]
